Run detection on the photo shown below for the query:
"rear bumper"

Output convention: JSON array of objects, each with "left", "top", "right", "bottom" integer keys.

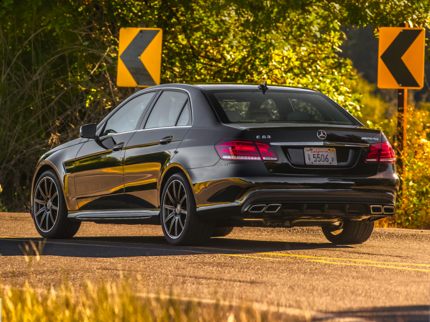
[
  {"left": 196, "top": 187, "right": 396, "bottom": 221},
  {"left": 241, "top": 188, "right": 395, "bottom": 215},
  {"left": 190, "top": 162, "right": 398, "bottom": 223}
]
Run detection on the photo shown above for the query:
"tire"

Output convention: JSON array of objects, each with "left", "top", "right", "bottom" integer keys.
[
  {"left": 160, "top": 173, "right": 212, "bottom": 245},
  {"left": 32, "top": 170, "right": 81, "bottom": 238},
  {"left": 322, "top": 220, "right": 374, "bottom": 245},
  {"left": 212, "top": 226, "right": 234, "bottom": 237}
]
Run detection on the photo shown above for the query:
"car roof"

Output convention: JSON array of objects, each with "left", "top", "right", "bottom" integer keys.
[
  {"left": 194, "top": 83, "right": 315, "bottom": 93},
  {"left": 148, "top": 83, "right": 316, "bottom": 93}
]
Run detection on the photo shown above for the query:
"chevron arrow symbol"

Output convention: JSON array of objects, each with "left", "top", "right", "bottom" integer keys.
[
  {"left": 380, "top": 29, "right": 422, "bottom": 87},
  {"left": 120, "top": 29, "right": 159, "bottom": 86}
]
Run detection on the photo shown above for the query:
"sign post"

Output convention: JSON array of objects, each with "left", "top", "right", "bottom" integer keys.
[
  {"left": 117, "top": 27, "right": 163, "bottom": 88},
  {"left": 377, "top": 27, "right": 425, "bottom": 185},
  {"left": 396, "top": 89, "right": 407, "bottom": 167}
]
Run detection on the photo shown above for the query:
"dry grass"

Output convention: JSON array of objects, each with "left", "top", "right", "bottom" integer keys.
[{"left": 0, "top": 280, "right": 304, "bottom": 322}]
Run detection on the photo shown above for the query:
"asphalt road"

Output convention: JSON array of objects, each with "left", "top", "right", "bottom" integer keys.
[{"left": 0, "top": 212, "right": 429, "bottom": 321}]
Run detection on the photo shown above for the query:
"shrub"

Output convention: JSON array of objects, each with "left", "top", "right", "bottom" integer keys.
[{"left": 356, "top": 78, "right": 430, "bottom": 228}]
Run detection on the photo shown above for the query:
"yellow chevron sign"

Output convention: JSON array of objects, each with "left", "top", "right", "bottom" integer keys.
[
  {"left": 117, "top": 28, "right": 163, "bottom": 87},
  {"left": 377, "top": 27, "right": 425, "bottom": 89}
]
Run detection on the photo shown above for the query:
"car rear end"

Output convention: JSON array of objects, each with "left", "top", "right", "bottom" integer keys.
[{"left": 195, "top": 85, "right": 398, "bottom": 229}]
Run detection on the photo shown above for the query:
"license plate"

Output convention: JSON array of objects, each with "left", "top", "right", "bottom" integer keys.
[{"left": 304, "top": 147, "right": 337, "bottom": 165}]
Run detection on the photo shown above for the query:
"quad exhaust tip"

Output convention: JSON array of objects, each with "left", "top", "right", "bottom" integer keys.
[
  {"left": 383, "top": 205, "right": 395, "bottom": 215},
  {"left": 370, "top": 205, "right": 395, "bottom": 215},
  {"left": 265, "top": 204, "right": 282, "bottom": 213},
  {"left": 248, "top": 204, "right": 394, "bottom": 215},
  {"left": 248, "top": 204, "right": 281, "bottom": 214},
  {"left": 248, "top": 204, "right": 267, "bottom": 213},
  {"left": 370, "top": 205, "right": 383, "bottom": 215}
]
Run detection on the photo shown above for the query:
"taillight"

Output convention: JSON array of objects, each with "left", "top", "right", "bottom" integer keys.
[
  {"left": 365, "top": 142, "right": 396, "bottom": 163},
  {"left": 215, "top": 140, "right": 278, "bottom": 161},
  {"left": 256, "top": 142, "right": 278, "bottom": 160}
]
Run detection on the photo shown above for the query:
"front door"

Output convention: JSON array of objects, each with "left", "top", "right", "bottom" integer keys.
[{"left": 66, "top": 91, "right": 157, "bottom": 211}]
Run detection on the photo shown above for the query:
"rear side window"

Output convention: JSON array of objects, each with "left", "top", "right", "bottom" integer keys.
[
  {"left": 206, "top": 90, "right": 358, "bottom": 125},
  {"left": 176, "top": 100, "right": 191, "bottom": 126},
  {"left": 145, "top": 91, "right": 189, "bottom": 128}
]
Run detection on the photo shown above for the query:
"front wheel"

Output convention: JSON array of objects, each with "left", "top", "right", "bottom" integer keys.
[
  {"left": 160, "top": 173, "right": 211, "bottom": 245},
  {"left": 322, "top": 220, "right": 374, "bottom": 245},
  {"left": 32, "top": 170, "right": 80, "bottom": 238}
]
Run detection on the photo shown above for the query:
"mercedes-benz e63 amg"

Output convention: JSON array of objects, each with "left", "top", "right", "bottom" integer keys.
[{"left": 31, "top": 84, "right": 398, "bottom": 245}]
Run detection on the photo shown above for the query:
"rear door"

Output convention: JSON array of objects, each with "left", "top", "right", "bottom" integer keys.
[{"left": 123, "top": 89, "right": 192, "bottom": 209}]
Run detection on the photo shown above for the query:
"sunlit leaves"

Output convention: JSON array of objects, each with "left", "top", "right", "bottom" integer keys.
[{"left": 0, "top": 0, "right": 429, "bottom": 215}]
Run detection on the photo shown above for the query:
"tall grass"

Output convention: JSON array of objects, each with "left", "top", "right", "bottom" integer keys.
[
  {"left": 1, "top": 281, "right": 298, "bottom": 322},
  {"left": 0, "top": 22, "right": 122, "bottom": 211}
]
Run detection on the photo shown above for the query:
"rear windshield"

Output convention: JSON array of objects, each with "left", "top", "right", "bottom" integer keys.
[{"left": 205, "top": 90, "right": 359, "bottom": 125}]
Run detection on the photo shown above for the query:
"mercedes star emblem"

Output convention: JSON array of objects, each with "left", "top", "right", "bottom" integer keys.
[{"left": 317, "top": 130, "right": 327, "bottom": 140}]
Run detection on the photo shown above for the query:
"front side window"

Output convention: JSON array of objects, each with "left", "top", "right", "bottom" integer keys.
[
  {"left": 206, "top": 90, "right": 358, "bottom": 125},
  {"left": 102, "top": 92, "right": 156, "bottom": 135},
  {"left": 145, "top": 91, "right": 189, "bottom": 129}
]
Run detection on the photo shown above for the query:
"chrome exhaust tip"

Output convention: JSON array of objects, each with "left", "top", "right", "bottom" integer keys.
[
  {"left": 370, "top": 205, "right": 383, "bottom": 215},
  {"left": 265, "top": 204, "right": 282, "bottom": 214},
  {"left": 383, "top": 205, "right": 395, "bottom": 215},
  {"left": 248, "top": 204, "right": 267, "bottom": 213}
]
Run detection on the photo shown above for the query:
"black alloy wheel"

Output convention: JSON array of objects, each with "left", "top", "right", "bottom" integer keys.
[
  {"left": 161, "top": 173, "right": 211, "bottom": 245},
  {"left": 33, "top": 171, "right": 80, "bottom": 238}
]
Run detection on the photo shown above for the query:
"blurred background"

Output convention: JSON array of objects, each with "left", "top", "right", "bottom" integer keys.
[{"left": 0, "top": 0, "right": 428, "bottom": 227}]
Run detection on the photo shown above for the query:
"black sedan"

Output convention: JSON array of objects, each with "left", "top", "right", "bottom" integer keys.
[{"left": 31, "top": 84, "right": 398, "bottom": 245}]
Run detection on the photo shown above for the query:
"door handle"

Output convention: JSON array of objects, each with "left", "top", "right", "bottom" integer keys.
[
  {"left": 112, "top": 142, "right": 124, "bottom": 151},
  {"left": 159, "top": 136, "right": 173, "bottom": 145}
]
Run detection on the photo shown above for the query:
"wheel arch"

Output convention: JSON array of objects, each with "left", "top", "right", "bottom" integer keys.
[
  {"left": 158, "top": 164, "right": 193, "bottom": 206},
  {"left": 31, "top": 161, "right": 66, "bottom": 213}
]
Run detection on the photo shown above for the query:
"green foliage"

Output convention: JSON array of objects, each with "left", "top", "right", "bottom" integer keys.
[
  {"left": 354, "top": 78, "right": 395, "bottom": 133},
  {"left": 397, "top": 107, "right": 430, "bottom": 228},
  {"left": 339, "top": 0, "right": 430, "bottom": 27},
  {"left": 0, "top": 0, "right": 429, "bottom": 225},
  {"left": 354, "top": 79, "right": 430, "bottom": 228},
  {"left": 256, "top": 2, "right": 361, "bottom": 115}
]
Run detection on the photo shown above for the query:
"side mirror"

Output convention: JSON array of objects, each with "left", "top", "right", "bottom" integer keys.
[{"left": 80, "top": 123, "right": 97, "bottom": 139}]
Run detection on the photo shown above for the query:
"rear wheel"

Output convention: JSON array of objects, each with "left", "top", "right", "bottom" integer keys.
[
  {"left": 160, "top": 173, "right": 211, "bottom": 245},
  {"left": 33, "top": 170, "right": 80, "bottom": 238},
  {"left": 322, "top": 220, "right": 374, "bottom": 245}
]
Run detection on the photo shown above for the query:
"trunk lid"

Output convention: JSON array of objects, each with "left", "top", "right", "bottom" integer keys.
[{"left": 229, "top": 123, "right": 382, "bottom": 176}]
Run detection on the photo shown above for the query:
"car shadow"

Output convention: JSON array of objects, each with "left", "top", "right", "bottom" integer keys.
[
  {"left": 316, "top": 305, "right": 430, "bottom": 322},
  {"left": 0, "top": 236, "right": 350, "bottom": 258}
]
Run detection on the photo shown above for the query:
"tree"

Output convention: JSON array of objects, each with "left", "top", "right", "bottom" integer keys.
[{"left": 0, "top": 0, "right": 429, "bottom": 211}]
